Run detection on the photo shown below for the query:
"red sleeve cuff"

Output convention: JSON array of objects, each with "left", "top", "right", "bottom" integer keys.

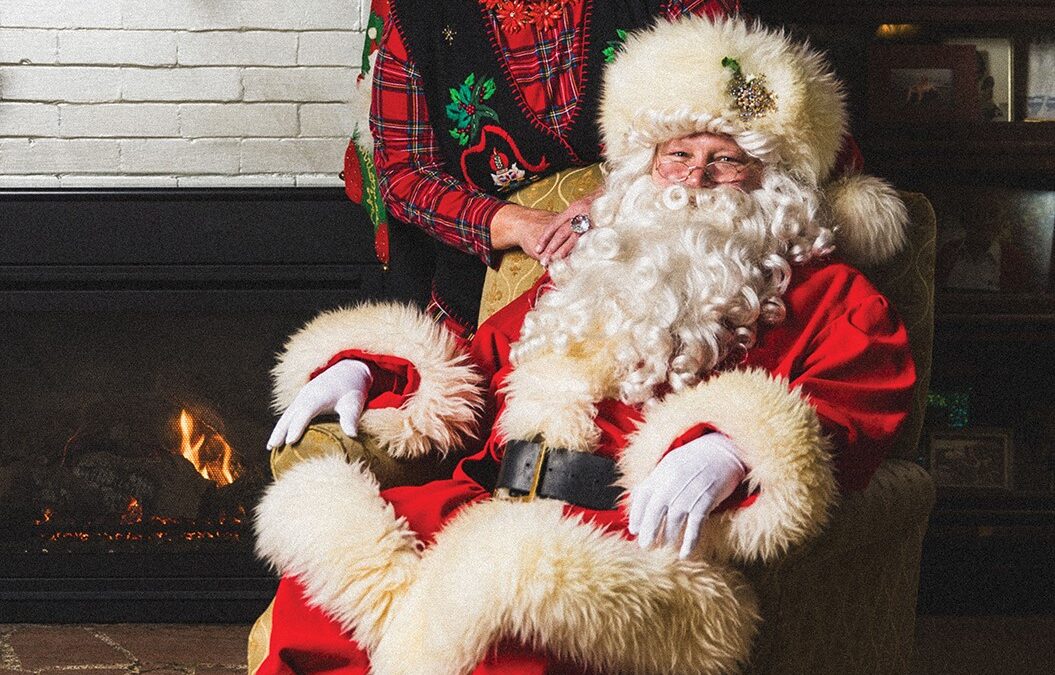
[
  {"left": 665, "top": 422, "right": 759, "bottom": 512},
  {"left": 311, "top": 350, "right": 421, "bottom": 410}
]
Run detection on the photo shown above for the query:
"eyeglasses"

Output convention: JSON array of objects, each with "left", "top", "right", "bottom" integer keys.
[{"left": 655, "top": 157, "right": 759, "bottom": 184}]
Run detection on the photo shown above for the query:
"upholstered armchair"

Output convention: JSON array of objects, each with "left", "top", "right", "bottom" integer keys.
[{"left": 248, "top": 165, "right": 937, "bottom": 675}]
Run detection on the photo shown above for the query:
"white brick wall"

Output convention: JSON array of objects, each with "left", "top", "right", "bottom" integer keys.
[{"left": 0, "top": 0, "right": 368, "bottom": 187}]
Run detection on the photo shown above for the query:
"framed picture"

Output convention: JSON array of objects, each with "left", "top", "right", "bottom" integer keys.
[
  {"left": 933, "top": 188, "right": 1055, "bottom": 293},
  {"left": 1026, "top": 38, "right": 1055, "bottom": 120},
  {"left": 929, "top": 428, "right": 1013, "bottom": 490},
  {"left": 945, "top": 37, "right": 1014, "bottom": 122},
  {"left": 868, "top": 44, "right": 979, "bottom": 128}
]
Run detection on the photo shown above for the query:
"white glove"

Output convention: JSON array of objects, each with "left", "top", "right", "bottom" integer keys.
[
  {"left": 266, "top": 359, "right": 374, "bottom": 449},
  {"left": 627, "top": 433, "right": 747, "bottom": 559}
]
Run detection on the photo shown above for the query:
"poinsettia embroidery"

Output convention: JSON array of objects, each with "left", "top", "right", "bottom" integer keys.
[{"left": 446, "top": 72, "right": 500, "bottom": 146}]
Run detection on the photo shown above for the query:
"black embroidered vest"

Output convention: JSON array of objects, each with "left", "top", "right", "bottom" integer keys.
[{"left": 389, "top": 0, "right": 665, "bottom": 328}]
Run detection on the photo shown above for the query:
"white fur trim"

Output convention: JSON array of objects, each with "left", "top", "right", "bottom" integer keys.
[
  {"left": 601, "top": 17, "right": 846, "bottom": 184},
  {"left": 620, "top": 368, "right": 837, "bottom": 563},
  {"left": 272, "top": 301, "right": 484, "bottom": 458},
  {"left": 370, "top": 499, "right": 758, "bottom": 675},
  {"left": 497, "top": 351, "right": 614, "bottom": 451},
  {"left": 827, "top": 173, "right": 909, "bottom": 266},
  {"left": 252, "top": 454, "right": 420, "bottom": 650},
  {"left": 350, "top": 51, "right": 377, "bottom": 156}
]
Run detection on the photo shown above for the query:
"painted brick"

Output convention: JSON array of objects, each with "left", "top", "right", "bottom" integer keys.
[
  {"left": 360, "top": 0, "right": 372, "bottom": 32},
  {"left": 179, "top": 103, "right": 298, "bottom": 137},
  {"left": 178, "top": 174, "right": 297, "bottom": 187},
  {"left": 298, "top": 32, "right": 360, "bottom": 66},
  {"left": 120, "top": 139, "right": 241, "bottom": 174},
  {"left": 0, "top": 175, "right": 63, "bottom": 187},
  {"left": 60, "top": 175, "right": 180, "bottom": 187},
  {"left": 0, "top": 138, "right": 120, "bottom": 173},
  {"left": 120, "top": 0, "right": 359, "bottom": 31},
  {"left": 243, "top": 67, "right": 354, "bottom": 102},
  {"left": 0, "top": 2, "right": 121, "bottom": 29},
  {"left": 119, "top": 0, "right": 244, "bottom": 31},
  {"left": 238, "top": 1, "right": 360, "bottom": 31},
  {"left": 240, "top": 138, "right": 345, "bottom": 173},
  {"left": 58, "top": 30, "right": 177, "bottom": 66},
  {"left": 178, "top": 31, "right": 298, "bottom": 66},
  {"left": 1, "top": 0, "right": 372, "bottom": 187},
  {"left": 0, "top": 103, "right": 60, "bottom": 136},
  {"left": 0, "top": 29, "right": 57, "bottom": 64},
  {"left": 299, "top": 103, "right": 356, "bottom": 136},
  {"left": 295, "top": 173, "right": 344, "bottom": 187},
  {"left": 122, "top": 67, "right": 242, "bottom": 102},
  {"left": 60, "top": 104, "right": 180, "bottom": 137},
  {"left": 0, "top": 65, "right": 122, "bottom": 102}
]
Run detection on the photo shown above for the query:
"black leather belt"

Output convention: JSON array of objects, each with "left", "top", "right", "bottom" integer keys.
[{"left": 494, "top": 439, "right": 623, "bottom": 511}]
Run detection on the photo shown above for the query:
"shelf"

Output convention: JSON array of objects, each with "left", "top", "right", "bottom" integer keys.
[
  {"left": 754, "top": 1, "right": 1055, "bottom": 25},
  {"left": 932, "top": 490, "right": 1055, "bottom": 527},
  {"left": 935, "top": 293, "right": 1055, "bottom": 325},
  {"left": 863, "top": 123, "right": 1055, "bottom": 181}
]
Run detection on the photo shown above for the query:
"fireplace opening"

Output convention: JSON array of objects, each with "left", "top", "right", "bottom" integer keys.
[
  {"left": 13, "top": 402, "right": 258, "bottom": 553},
  {"left": 0, "top": 188, "right": 384, "bottom": 621}
]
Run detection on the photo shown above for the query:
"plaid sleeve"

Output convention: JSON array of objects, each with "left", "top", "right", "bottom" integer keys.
[
  {"left": 370, "top": 20, "right": 506, "bottom": 267},
  {"left": 665, "top": 0, "right": 741, "bottom": 19}
]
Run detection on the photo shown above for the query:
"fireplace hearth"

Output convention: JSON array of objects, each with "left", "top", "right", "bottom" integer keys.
[{"left": 1, "top": 188, "right": 383, "bottom": 621}]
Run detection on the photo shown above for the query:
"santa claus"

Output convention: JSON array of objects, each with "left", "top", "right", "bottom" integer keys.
[{"left": 253, "top": 16, "right": 916, "bottom": 675}]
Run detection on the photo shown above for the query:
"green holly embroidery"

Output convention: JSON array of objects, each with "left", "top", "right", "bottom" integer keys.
[
  {"left": 602, "top": 29, "right": 629, "bottom": 63},
  {"left": 446, "top": 72, "right": 499, "bottom": 146}
]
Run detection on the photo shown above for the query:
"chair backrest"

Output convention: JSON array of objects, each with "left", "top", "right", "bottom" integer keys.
[
  {"left": 858, "top": 192, "right": 936, "bottom": 461},
  {"left": 482, "top": 166, "right": 936, "bottom": 461}
]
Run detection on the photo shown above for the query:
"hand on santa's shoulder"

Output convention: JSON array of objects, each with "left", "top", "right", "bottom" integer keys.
[{"left": 490, "top": 203, "right": 566, "bottom": 264}]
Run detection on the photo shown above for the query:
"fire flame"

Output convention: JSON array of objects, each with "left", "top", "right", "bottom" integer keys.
[
  {"left": 121, "top": 497, "right": 143, "bottom": 525},
  {"left": 176, "top": 409, "right": 240, "bottom": 486}
]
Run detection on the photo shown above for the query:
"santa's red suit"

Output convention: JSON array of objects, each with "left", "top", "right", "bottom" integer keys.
[{"left": 253, "top": 255, "right": 915, "bottom": 675}]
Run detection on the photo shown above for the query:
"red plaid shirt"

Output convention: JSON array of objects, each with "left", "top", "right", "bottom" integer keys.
[{"left": 371, "top": 0, "right": 740, "bottom": 267}]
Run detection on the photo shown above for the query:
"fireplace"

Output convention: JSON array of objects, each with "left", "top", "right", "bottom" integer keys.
[{"left": 0, "top": 188, "right": 383, "bottom": 621}]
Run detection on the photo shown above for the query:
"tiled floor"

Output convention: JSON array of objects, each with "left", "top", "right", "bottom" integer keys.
[
  {"left": 0, "top": 624, "right": 249, "bottom": 674},
  {"left": 3, "top": 616, "right": 1055, "bottom": 674}
]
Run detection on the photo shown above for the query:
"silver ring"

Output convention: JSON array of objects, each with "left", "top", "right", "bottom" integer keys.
[{"left": 569, "top": 213, "right": 591, "bottom": 234}]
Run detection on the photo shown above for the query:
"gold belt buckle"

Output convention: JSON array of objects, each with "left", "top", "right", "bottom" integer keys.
[{"left": 494, "top": 443, "right": 549, "bottom": 502}]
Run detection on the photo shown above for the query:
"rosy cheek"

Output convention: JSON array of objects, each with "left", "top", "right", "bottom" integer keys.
[
  {"left": 651, "top": 165, "right": 672, "bottom": 187},
  {"left": 740, "top": 168, "right": 764, "bottom": 192}
]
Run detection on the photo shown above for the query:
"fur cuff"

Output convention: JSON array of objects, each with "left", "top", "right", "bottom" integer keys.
[
  {"left": 497, "top": 351, "right": 612, "bottom": 451},
  {"left": 370, "top": 499, "right": 758, "bottom": 675},
  {"left": 272, "top": 302, "right": 483, "bottom": 458},
  {"left": 252, "top": 454, "right": 420, "bottom": 650},
  {"left": 350, "top": 51, "right": 376, "bottom": 155},
  {"left": 826, "top": 173, "right": 909, "bottom": 267},
  {"left": 620, "top": 368, "right": 837, "bottom": 562}
]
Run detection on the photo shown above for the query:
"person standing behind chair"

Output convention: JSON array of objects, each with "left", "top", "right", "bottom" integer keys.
[{"left": 370, "top": 0, "right": 743, "bottom": 341}]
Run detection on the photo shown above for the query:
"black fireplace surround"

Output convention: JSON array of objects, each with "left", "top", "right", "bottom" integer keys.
[{"left": 0, "top": 188, "right": 384, "bottom": 622}]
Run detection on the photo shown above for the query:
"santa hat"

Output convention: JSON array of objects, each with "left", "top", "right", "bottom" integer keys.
[{"left": 599, "top": 16, "right": 907, "bottom": 265}]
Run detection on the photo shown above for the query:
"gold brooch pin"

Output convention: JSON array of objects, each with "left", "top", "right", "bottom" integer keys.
[{"left": 722, "top": 57, "right": 777, "bottom": 121}]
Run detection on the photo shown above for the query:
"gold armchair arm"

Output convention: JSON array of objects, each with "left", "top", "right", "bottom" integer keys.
[
  {"left": 249, "top": 422, "right": 461, "bottom": 673},
  {"left": 269, "top": 421, "right": 459, "bottom": 488}
]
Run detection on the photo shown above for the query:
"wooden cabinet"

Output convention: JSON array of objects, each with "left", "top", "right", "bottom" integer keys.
[{"left": 749, "top": 0, "right": 1055, "bottom": 612}]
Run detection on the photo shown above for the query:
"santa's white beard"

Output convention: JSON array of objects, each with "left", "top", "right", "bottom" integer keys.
[{"left": 511, "top": 169, "right": 832, "bottom": 406}]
